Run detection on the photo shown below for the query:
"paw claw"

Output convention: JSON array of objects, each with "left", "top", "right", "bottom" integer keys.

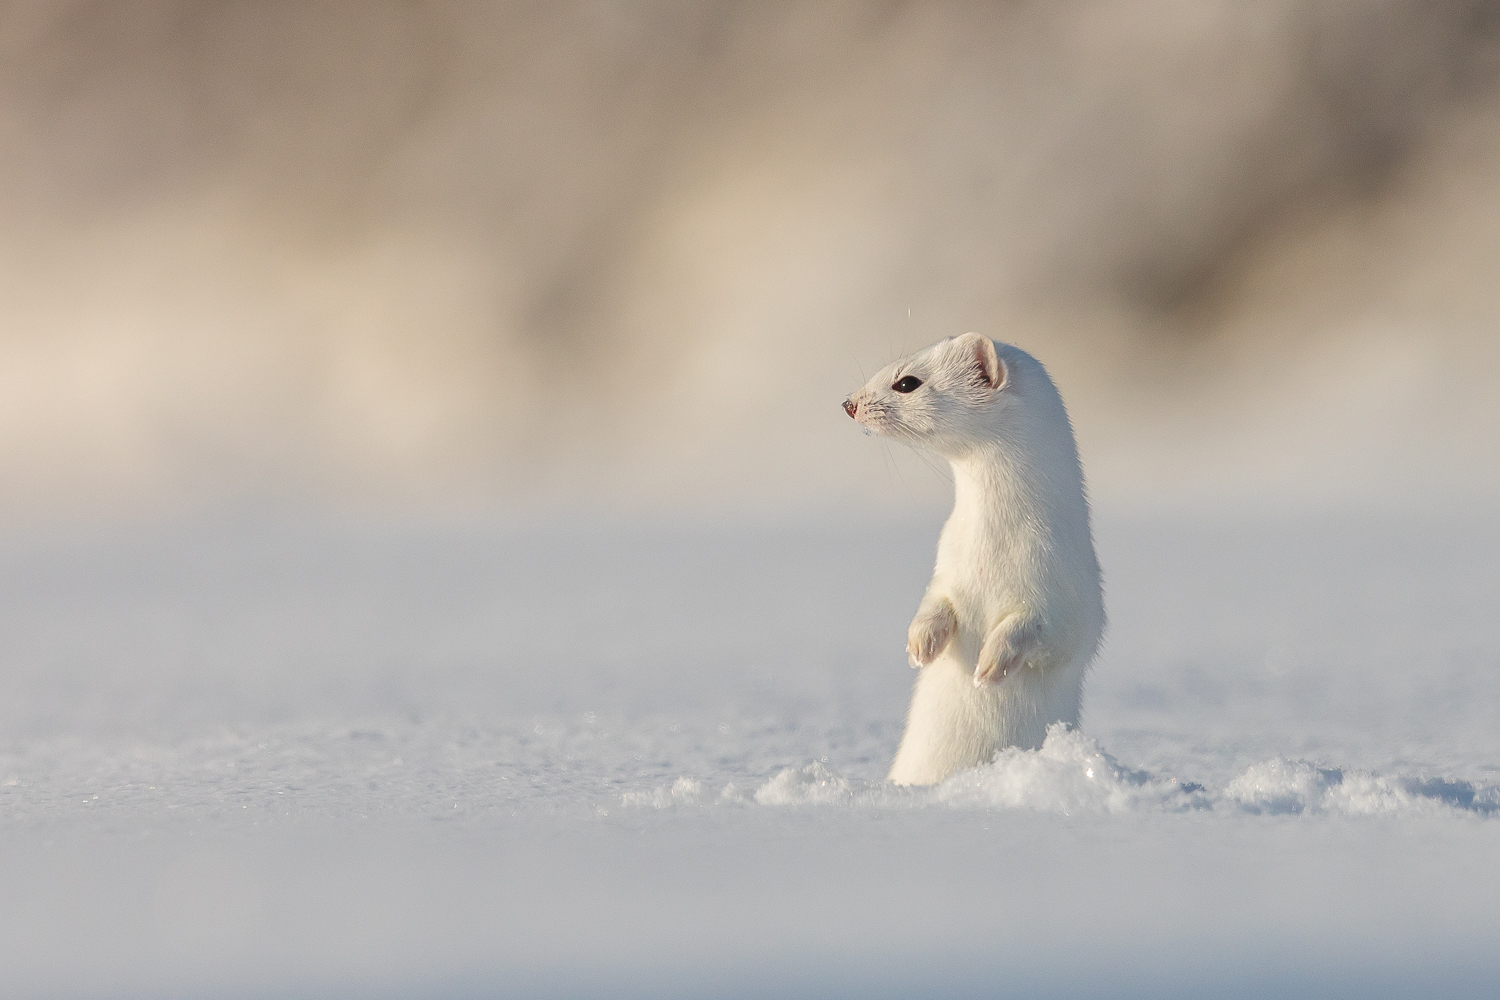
[
  {"left": 906, "top": 605, "right": 956, "bottom": 670},
  {"left": 974, "top": 655, "right": 1023, "bottom": 687}
]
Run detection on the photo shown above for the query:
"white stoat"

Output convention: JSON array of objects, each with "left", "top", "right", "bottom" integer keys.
[{"left": 843, "top": 333, "right": 1105, "bottom": 786}]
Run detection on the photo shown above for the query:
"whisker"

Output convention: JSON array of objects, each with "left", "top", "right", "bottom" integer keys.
[
  {"left": 915, "top": 449, "right": 952, "bottom": 485},
  {"left": 882, "top": 439, "right": 906, "bottom": 488}
]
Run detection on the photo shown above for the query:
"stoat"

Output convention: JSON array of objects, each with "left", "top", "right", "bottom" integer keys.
[{"left": 844, "top": 333, "right": 1105, "bottom": 786}]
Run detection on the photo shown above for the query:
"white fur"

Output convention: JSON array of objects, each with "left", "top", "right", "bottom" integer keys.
[{"left": 844, "top": 333, "right": 1105, "bottom": 786}]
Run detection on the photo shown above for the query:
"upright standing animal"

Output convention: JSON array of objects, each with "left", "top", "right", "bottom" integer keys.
[{"left": 843, "top": 333, "right": 1105, "bottom": 785}]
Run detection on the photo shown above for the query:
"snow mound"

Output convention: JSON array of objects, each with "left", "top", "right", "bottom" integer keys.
[
  {"left": 753, "top": 761, "right": 857, "bottom": 806},
  {"left": 935, "top": 724, "right": 1211, "bottom": 814},
  {"left": 745, "top": 724, "right": 1500, "bottom": 818},
  {"left": 621, "top": 777, "right": 704, "bottom": 809},
  {"left": 748, "top": 725, "right": 1208, "bottom": 813},
  {"left": 1224, "top": 759, "right": 1500, "bottom": 816},
  {"left": 622, "top": 777, "right": 759, "bottom": 808}
]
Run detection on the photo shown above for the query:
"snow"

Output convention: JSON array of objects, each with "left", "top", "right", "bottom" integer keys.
[
  {"left": 2, "top": 511, "right": 1499, "bottom": 998},
  {"left": 652, "top": 722, "right": 1500, "bottom": 817}
]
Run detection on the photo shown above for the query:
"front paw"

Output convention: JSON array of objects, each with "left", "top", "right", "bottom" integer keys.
[
  {"left": 973, "top": 636, "right": 1028, "bottom": 686},
  {"left": 906, "top": 604, "right": 956, "bottom": 668},
  {"left": 972, "top": 614, "right": 1044, "bottom": 686}
]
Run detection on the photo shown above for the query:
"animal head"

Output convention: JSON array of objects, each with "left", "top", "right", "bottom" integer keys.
[
  {"left": 843, "top": 333, "right": 1033, "bottom": 457},
  {"left": 846, "top": 334, "right": 1020, "bottom": 458}
]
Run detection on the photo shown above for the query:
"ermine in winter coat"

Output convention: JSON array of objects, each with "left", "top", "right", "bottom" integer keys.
[{"left": 843, "top": 333, "right": 1105, "bottom": 786}]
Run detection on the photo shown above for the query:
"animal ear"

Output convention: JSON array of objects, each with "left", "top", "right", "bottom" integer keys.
[{"left": 958, "top": 332, "right": 1004, "bottom": 390}]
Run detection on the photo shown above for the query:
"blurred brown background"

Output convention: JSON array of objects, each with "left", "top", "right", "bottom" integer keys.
[{"left": 3, "top": 0, "right": 1499, "bottom": 524}]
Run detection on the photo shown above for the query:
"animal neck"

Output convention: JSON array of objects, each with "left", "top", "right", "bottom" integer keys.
[{"left": 947, "top": 440, "right": 1055, "bottom": 539}]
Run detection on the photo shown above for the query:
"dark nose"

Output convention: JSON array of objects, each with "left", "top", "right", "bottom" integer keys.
[{"left": 843, "top": 398, "right": 858, "bottom": 419}]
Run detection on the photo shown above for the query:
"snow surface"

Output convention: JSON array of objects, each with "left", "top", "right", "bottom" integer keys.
[
  {"left": 3, "top": 511, "right": 1499, "bottom": 998},
  {"left": 746, "top": 724, "right": 1499, "bottom": 817}
]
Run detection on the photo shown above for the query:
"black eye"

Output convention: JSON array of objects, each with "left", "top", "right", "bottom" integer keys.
[{"left": 892, "top": 375, "right": 923, "bottom": 393}]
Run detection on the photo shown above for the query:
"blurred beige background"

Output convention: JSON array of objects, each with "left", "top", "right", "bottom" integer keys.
[{"left": 3, "top": 0, "right": 1499, "bottom": 525}]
